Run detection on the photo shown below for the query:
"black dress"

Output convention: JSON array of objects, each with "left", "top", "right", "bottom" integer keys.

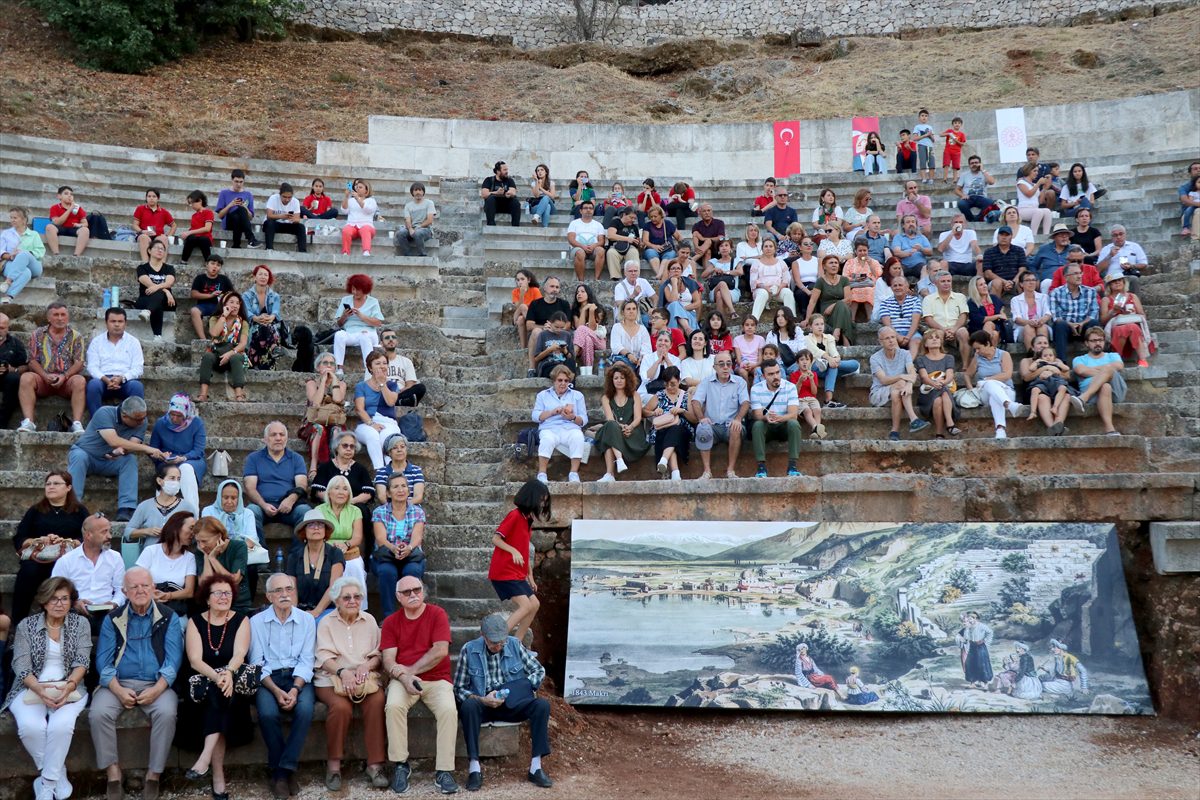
[
  {"left": 11, "top": 504, "right": 90, "bottom": 625},
  {"left": 285, "top": 544, "right": 345, "bottom": 611},
  {"left": 176, "top": 612, "right": 253, "bottom": 752}
]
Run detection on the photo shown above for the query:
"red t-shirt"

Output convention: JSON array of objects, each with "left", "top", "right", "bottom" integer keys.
[
  {"left": 943, "top": 130, "right": 966, "bottom": 152},
  {"left": 898, "top": 141, "right": 917, "bottom": 157},
  {"left": 379, "top": 604, "right": 452, "bottom": 683},
  {"left": 489, "top": 509, "right": 531, "bottom": 581},
  {"left": 709, "top": 333, "right": 734, "bottom": 353},
  {"left": 50, "top": 203, "right": 86, "bottom": 228},
  {"left": 303, "top": 193, "right": 332, "bottom": 215},
  {"left": 636, "top": 190, "right": 663, "bottom": 211},
  {"left": 190, "top": 209, "right": 215, "bottom": 241},
  {"left": 752, "top": 193, "right": 775, "bottom": 212},
  {"left": 133, "top": 204, "right": 174, "bottom": 234},
  {"left": 789, "top": 369, "right": 819, "bottom": 398},
  {"left": 653, "top": 326, "right": 686, "bottom": 353}
]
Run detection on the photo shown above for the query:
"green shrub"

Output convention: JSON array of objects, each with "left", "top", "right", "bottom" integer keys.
[
  {"left": 762, "top": 626, "right": 854, "bottom": 671},
  {"left": 946, "top": 567, "right": 978, "bottom": 594},
  {"left": 1001, "top": 552, "right": 1033, "bottom": 573}
]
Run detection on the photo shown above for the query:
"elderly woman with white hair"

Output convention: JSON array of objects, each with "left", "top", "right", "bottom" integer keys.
[
  {"left": 314, "top": 575, "right": 387, "bottom": 790},
  {"left": 315, "top": 475, "right": 367, "bottom": 610}
]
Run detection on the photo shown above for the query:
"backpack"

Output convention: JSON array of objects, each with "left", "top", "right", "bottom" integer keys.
[
  {"left": 398, "top": 411, "right": 426, "bottom": 443},
  {"left": 514, "top": 426, "right": 539, "bottom": 461}
]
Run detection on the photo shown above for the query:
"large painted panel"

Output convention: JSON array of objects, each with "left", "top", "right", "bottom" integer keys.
[{"left": 565, "top": 521, "right": 1152, "bottom": 713}]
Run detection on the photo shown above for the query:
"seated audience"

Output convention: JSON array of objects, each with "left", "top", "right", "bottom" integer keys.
[
  {"left": 764, "top": 307, "right": 804, "bottom": 376},
  {"left": 1029, "top": 224, "right": 1074, "bottom": 293},
  {"left": 313, "top": 576, "right": 386, "bottom": 790},
  {"left": 1009, "top": 271, "right": 1053, "bottom": 350},
  {"left": 50, "top": 514, "right": 124, "bottom": 636},
  {"left": 188, "top": 254, "right": 233, "bottom": 339},
  {"left": 0, "top": 207, "right": 46, "bottom": 304},
  {"left": 528, "top": 164, "right": 556, "bottom": 227},
  {"left": 177, "top": 575, "right": 252, "bottom": 800},
  {"left": 4, "top": 576, "right": 91, "bottom": 800},
  {"left": 250, "top": 573, "right": 317, "bottom": 799},
  {"left": 317, "top": 476, "right": 367, "bottom": 610},
  {"left": 967, "top": 275, "right": 1010, "bottom": 346},
  {"left": 921, "top": 270, "right": 971, "bottom": 364},
  {"left": 804, "top": 314, "right": 858, "bottom": 408},
  {"left": 244, "top": 421, "right": 312, "bottom": 539},
  {"left": 1073, "top": 327, "right": 1126, "bottom": 436},
  {"left": 749, "top": 239, "right": 797, "bottom": 321},
  {"left": 1058, "top": 163, "right": 1096, "bottom": 218},
  {"left": 372, "top": 432, "right": 426, "bottom": 506},
  {"left": 512, "top": 269, "right": 542, "bottom": 349},
  {"left": 287, "top": 511, "right": 344, "bottom": 617},
  {"left": 664, "top": 181, "right": 697, "bottom": 231},
  {"left": 263, "top": 182, "right": 307, "bottom": 253},
  {"left": 702, "top": 240, "right": 742, "bottom": 320},
  {"left": 242, "top": 263, "right": 285, "bottom": 370},
  {"left": 341, "top": 179, "right": 378, "bottom": 256},
  {"left": 891, "top": 213, "right": 933, "bottom": 280},
  {"left": 89, "top": 566, "right": 183, "bottom": 800},
  {"left": 133, "top": 239, "right": 176, "bottom": 342},
  {"left": 915, "top": 329, "right": 960, "bottom": 438},
  {"left": 763, "top": 188, "right": 799, "bottom": 242},
  {"left": 1096, "top": 224, "right": 1147, "bottom": 289},
  {"left": 642, "top": 329, "right": 682, "bottom": 392},
  {"left": 863, "top": 133, "right": 887, "bottom": 175},
  {"left": 691, "top": 350, "right": 749, "bottom": 479},
  {"left": 302, "top": 353, "right": 348, "bottom": 477},
  {"left": 842, "top": 188, "right": 874, "bottom": 234},
  {"left": 85, "top": 308, "right": 145, "bottom": 416},
  {"left": 1100, "top": 271, "right": 1153, "bottom": 367},
  {"left": 749, "top": 360, "right": 802, "bottom": 478},
  {"left": 380, "top": 576, "right": 460, "bottom": 795},
  {"left": 789, "top": 350, "right": 826, "bottom": 440},
  {"left": 481, "top": 161, "right": 520, "bottom": 227},
  {"left": 523, "top": 277, "right": 571, "bottom": 378},
  {"left": 67, "top": 396, "right": 158, "bottom": 520},
  {"left": 354, "top": 350, "right": 402, "bottom": 470},
  {"left": 1069, "top": 208, "right": 1103, "bottom": 262},
  {"left": 982, "top": 225, "right": 1027, "bottom": 298},
  {"left": 300, "top": 178, "right": 338, "bottom": 220},
  {"left": 1050, "top": 261, "right": 1101, "bottom": 360},
  {"left": 1048, "top": 245, "right": 1102, "bottom": 293},
  {"left": 1019, "top": 334, "right": 1073, "bottom": 436},
  {"left": 197, "top": 291, "right": 249, "bottom": 403},
  {"left": 843, "top": 238, "right": 882, "bottom": 323},
  {"left": 1180, "top": 164, "right": 1200, "bottom": 236},
  {"left": 11, "top": 472, "right": 88, "bottom": 625},
  {"left": 313, "top": 431, "right": 373, "bottom": 510},
  {"left": 804, "top": 255, "right": 855, "bottom": 345},
  {"left": 643, "top": 366, "right": 692, "bottom": 481},
  {"left": 786, "top": 233, "right": 819, "bottom": 312},
  {"left": 201, "top": 480, "right": 265, "bottom": 568},
  {"left": 876, "top": 274, "right": 923, "bottom": 357},
  {"left": 680, "top": 329, "right": 715, "bottom": 392},
  {"left": 1016, "top": 163, "right": 1054, "bottom": 235},
  {"left": 179, "top": 191, "right": 216, "bottom": 265},
  {"left": 133, "top": 189, "right": 176, "bottom": 261},
  {"left": 691, "top": 202, "right": 726, "bottom": 265},
  {"left": 372, "top": 335, "right": 424, "bottom": 403},
  {"left": 568, "top": 199, "right": 606, "bottom": 280},
  {"left": 17, "top": 302, "right": 86, "bottom": 434},
  {"left": 936, "top": 213, "right": 982, "bottom": 277},
  {"left": 533, "top": 312, "right": 576, "bottom": 379},
  {"left": 44, "top": 186, "right": 93, "bottom": 256},
  {"left": 194, "top": 517, "right": 253, "bottom": 614},
  {"left": 609, "top": 300, "right": 652, "bottom": 376},
  {"left": 811, "top": 188, "right": 843, "bottom": 231},
  {"left": 135, "top": 510, "right": 196, "bottom": 615},
  {"left": 532, "top": 365, "right": 587, "bottom": 484},
  {"left": 0, "top": 312, "right": 24, "bottom": 428},
  {"left": 993, "top": 206, "right": 1037, "bottom": 257},
  {"left": 594, "top": 363, "right": 650, "bottom": 482},
  {"left": 567, "top": 170, "right": 596, "bottom": 217},
  {"left": 659, "top": 259, "right": 702, "bottom": 334},
  {"left": 733, "top": 315, "right": 765, "bottom": 384},
  {"left": 148, "top": 393, "right": 206, "bottom": 511},
  {"left": 455, "top": 613, "right": 554, "bottom": 790},
  {"left": 965, "top": 330, "right": 1026, "bottom": 439},
  {"left": 333, "top": 273, "right": 383, "bottom": 375},
  {"left": 606, "top": 206, "right": 642, "bottom": 279},
  {"left": 640, "top": 204, "right": 680, "bottom": 280},
  {"left": 372, "top": 473, "right": 427, "bottom": 619},
  {"left": 124, "top": 462, "right": 196, "bottom": 552},
  {"left": 571, "top": 284, "right": 606, "bottom": 370},
  {"left": 735, "top": 223, "right": 765, "bottom": 277},
  {"left": 751, "top": 177, "right": 776, "bottom": 217},
  {"left": 816, "top": 222, "right": 852, "bottom": 264},
  {"left": 635, "top": 179, "right": 663, "bottom": 226},
  {"left": 860, "top": 215, "right": 893, "bottom": 265},
  {"left": 215, "top": 169, "right": 261, "bottom": 249},
  {"left": 869, "top": 326, "right": 929, "bottom": 440},
  {"left": 896, "top": 180, "right": 933, "bottom": 234}
]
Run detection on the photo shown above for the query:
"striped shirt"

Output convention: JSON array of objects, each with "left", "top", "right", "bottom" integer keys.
[
  {"left": 876, "top": 294, "right": 923, "bottom": 336},
  {"left": 750, "top": 378, "right": 800, "bottom": 413}
]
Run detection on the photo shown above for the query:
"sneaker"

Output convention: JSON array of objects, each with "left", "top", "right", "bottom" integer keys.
[
  {"left": 0, "top": 279, "right": 9, "bottom": 294},
  {"left": 786, "top": 467, "right": 802, "bottom": 477},
  {"left": 153, "top": 335, "right": 164, "bottom": 343},
  {"left": 526, "top": 369, "right": 536, "bottom": 378},
  {"left": 596, "top": 473, "right": 615, "bottom": 483},
  {"left": 34, "top": 777, "right": 52, "bottom": 800},
  {"left": 995, "top": 426, "right": 1007, "bottom": 440},
  {"left": 1068, "top": 395, "right": 1085, "bottom": 413},
  {"left": 363, "top": 250, "right": 372, "bottom": 257},
  {"left": 909, "top": 418, "right": 930, "bottom": 433},
  {"left": 670, "top": 470, "right": 681, "bottom": 481},
  {"left": 368, "top": 765, "right": 390, "bottom": 789},
  {"left": 754, "top": 465, "right": 768, "bottom": 478},
  {"left": 69, "top": 420, "right": 85, "bottom": 434},
  {"left": 825, "top": 400, "right": 846, "bottom": 409},
  {"left": 138, "top": 309, "right": 151, "bottom": 322},
  {"left": 1009, "top": 402, "right": 1029, "bottom": 418},
  {"left": 434, "top": 771, "right": 459, "bottom": 794},
  {"left": 888, "top": 431, "right": 900, "bottom": 441},
  {"left": 531, "top": 213, "right": 541, "bottom": 224},
  {"left": 390, "top": 762, "right": 411, "bottom": 793},
  {"left": 567, "top": 471, "right": 581, "bottom": 483},
  {"left": 656, "top": 457, "right": 669, "bottom": 475},
  {"left": 1137, "top": 359, "right": 1149, "bottom": 368},
  {"left": 615, "top": 457, "right": 628, "bottom": 474},
  {"left": 248, "top": 240, "right": 263, "bottom": 249},
  {"left": 53, "top": 775, "right": 72, "bottom": 800},
  {"left": 813, "top": 423, "right": 827, "bottom": 439},
  {"left": 466, "top": 771, "right": 483, "bottom": 792},
  {"left": 17, "top": 419, "right": 36, "bottom": 433},
  {"left": 536, "top": 472, "right": 549, "bottom": 484},
  {"left": 1106, "top": 430, "right": 1121, "bottom": 436}
]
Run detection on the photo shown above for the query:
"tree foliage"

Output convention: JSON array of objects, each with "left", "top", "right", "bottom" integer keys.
[
  {"left": 1001, "top": 552, "right": 1033, "bottom": 573},
  {"left": 945, "top": 567, "right": 978, "bottom": 594},
  {"left": 762, "top": 625, "right": 854, "bottom": 671}
]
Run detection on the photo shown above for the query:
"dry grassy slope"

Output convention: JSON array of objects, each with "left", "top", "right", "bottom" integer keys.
[{"left": 0, "top": 2, "right": 1197, "bottom": 162}]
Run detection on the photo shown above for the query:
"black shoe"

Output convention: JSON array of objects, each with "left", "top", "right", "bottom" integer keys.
[
  {"left": 390, "top": 762, "right": 411, "bottom": 794},
  {"left": 434, "top": 771, "right": 459, "bottom": 794},
  {"left": 184, "top": 767, "right": 211, "bottom": 782},
  {"left": 115, "top": 508, "right": 135, "bottom": 522},
  {"left": 465, "top": 771, "right": 482, "bottom": 792},
  {"left": 286, "top": 771, "right": 299, "bottom": 796},
  {"left": 528, "top": 769, "right": 553, "bottom": 789},
  {"left": 269, "top": 776, "right": 289, "bottom": 799}
]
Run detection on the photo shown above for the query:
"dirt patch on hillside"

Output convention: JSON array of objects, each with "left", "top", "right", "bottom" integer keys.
[{"left": 0, "top": 3, "right": 1197, "bottom": 162}]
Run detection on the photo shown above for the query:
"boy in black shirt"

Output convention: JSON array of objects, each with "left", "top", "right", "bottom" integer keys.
[
  {"left": 524, "top": 276, "right": 572, "bottom": 377},
  {"left": 189, "top": 255, "right": 235, "bottom": 339}
]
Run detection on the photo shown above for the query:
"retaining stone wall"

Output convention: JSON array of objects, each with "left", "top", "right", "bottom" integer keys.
[{"left": 299, "top": 0, "right": 1159, "bottom": 48}]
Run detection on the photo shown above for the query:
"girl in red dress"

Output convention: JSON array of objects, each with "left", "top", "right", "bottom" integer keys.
[{"left": 488, "top": 480, "right": 551, "bottom": 643}]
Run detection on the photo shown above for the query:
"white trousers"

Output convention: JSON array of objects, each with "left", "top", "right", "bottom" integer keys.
[
  {"left": 179, "top": 462, "right": 200, "bottom": 513},
  {"left": 355, "top": 413, "right": 401, "bottom": 470},
  {"left": 979, "top": 379, "right": 1016, "bottom": 427},
  {"left": 333, "top": 329, "right": 380, "bottom": 369},
  {"left": 538, "top": 427, "right": 585, "bottom": 460},
  {"left": 10, "top": 689, "right": 88, "bottom": 783},
  {"left": 751, "top": 288, "right": 796, "bottom": 322}
]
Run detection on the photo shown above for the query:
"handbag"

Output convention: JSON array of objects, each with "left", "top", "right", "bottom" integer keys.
[
  {"left": 120, "top": 540, "right": 141, "bottom": 569},
  {"left": 652, "top": 412, "right": 678, "bottom": 430},
  {"left": 245, "top": 540, "right": 270, "bottom": 566},
  {"left": 778, "top": 343, "right": 797, "bottom": 368},
  {"left": 398, "top": 411, "right": 426, "bottom": 442},
  {"left": 954, "top": 388, "right": 983, "bottom": 409},
  {"left": 1111, "top": 313, "right": 1144, "bottom": 327},
  {"left": 209, "top": 450, "right": 231, "bottom": 478},
  {"left": 188, "top": 664, "right": 262, "bottom": 703},
  {"left": 332, "top": 670, "right": 380, "bottom": 702},
  {"left": 23, "top": 682, "right": 83, "bottom": 704},
  {"left": 306, "top": 399, "right": 346, "bottom": 426}
]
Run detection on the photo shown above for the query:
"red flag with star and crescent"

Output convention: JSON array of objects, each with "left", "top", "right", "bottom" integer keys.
[{"left": 773, "top": 121, "right": 801, "bottom": 178}]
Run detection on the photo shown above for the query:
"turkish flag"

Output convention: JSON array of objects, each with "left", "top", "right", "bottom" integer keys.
[{"left": 773, "top": 121, "right": 801, "bottom": 178}]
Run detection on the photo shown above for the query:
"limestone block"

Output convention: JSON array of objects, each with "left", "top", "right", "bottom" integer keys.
[{"left": 1150, "top": 521, "right": 1200, "bottom": 574}]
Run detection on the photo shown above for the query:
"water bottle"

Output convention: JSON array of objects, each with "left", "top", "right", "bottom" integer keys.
[
  {"left": 597, "top": 354, "right": 606, "bottom": 378},
  {"left": 102, "top": 287, "right": 112, "bottom": 312},
  {"left": 275, "top": 547, "right": 284, "bottom": 573},
  {"left": 496, "top": 688, "right": 510, "bottom": 701},
  {"left": 111, "top": 286, "right": 120, "bottom": 307}
]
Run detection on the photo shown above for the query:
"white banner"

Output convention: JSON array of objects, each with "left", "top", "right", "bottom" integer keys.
[{"left": 994, "top": 107, "right": 1028, "bottom": 164}]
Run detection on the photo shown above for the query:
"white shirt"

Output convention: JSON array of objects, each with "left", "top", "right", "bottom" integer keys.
[
  {"left": 792, "top": 255, "right": 820, "bottom": 285},
  {"left": 610, "top": 323, "right": 652, "bottom": 360},
  {"left": 734, "top": 241, "right": 763, "bottom": 270},
  {"left": 52, "top": 545, "right": 126, "bottom": 605},
  {"left": 364, "top": 353, "right": 417, "bottom": 384},
  {"left": 1010, "top": 292, "right": 1050, "bottom": 326},
  {"left": 679, "top": 355, "right": 715, "bottom": 386},
  {"left": 266, "top": 193, "right": 301, "bottom": 217},
  {"left": 938, "top": 229, "right": 979, "bottom": 263},
  {"left": 1016, "top": 179, "right": 1040, "bottom": 209},
  {"left": 1059, "top": 182, "right": 1095, "bottom": 204},
  {"left": 1096, "top": 241, "right": 1148, "bottom": 276},
  {"left": 344, "top": 196, "right": 378, "bottom": 227},
  {"left": 86, "top": 331, "right": 145, "bottom": 381},
  {"left": 567, "top": 218, "right": 605, "bottom": 247},
  {"left": 614, "top": 277, "right": 654, "bottom": 307},
  {"left": 135, "top": 543, "right": 197, "bottom": 587}
]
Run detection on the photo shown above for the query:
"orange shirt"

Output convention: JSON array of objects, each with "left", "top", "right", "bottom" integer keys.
[{"left": 512, "top": 286, "right": 542, "bottom": 305}]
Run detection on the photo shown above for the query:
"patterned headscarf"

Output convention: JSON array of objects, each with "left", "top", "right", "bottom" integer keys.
[{"left": 167, "top": 393, "right": 196, "bottom": 432}]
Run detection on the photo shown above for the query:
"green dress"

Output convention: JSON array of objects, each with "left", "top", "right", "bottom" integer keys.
[
  {"left": 814, "top": 275, "right": 855, "bottom": 344},
  {"left": 593, "top": 395, "right": 650, "bottom": 463}
]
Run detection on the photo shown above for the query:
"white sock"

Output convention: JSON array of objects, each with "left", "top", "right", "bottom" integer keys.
[
  {"left": 530, "top": 756, "right": 542, "bottom": 773},
  {"left": 671, "top": 469, "right": 681, "bottom": 480},
  {"left": 469, "top": 759, "right": 481, "bottom": 774},
  {"left": 615, "top": 457, "right": 628, "bottom": 473}
]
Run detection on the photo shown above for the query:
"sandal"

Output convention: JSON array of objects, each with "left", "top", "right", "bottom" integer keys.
[
  {"left": 233, "top": 390, "right": 247, "bottom": 402},
  {"left": 195, "top": 393, "right": 209, "bottom": 403},
  {"left": 948, "top": 426, "right": 962, "bottom": 437}
]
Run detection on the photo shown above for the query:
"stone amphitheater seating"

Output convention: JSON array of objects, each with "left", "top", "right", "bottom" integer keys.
[{"left": 0, "top": 130, "right": 1197, "bottom": 784}]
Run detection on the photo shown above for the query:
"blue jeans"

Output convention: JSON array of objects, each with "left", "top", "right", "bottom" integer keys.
[
  {"left": 957, "top": 195, "right": 994, "bottom": 221},
  {"left": 666, "top": 301, "right": 697, "bottom": 332},
  {"left": 85, "top": 378, "right": 145, "bottom": 416},
  {"left": 249, "top": 503, "right": 312, "bottom": 541},
  {"left": 1062, "top": 197, "right": 1092, "bottom": 218},
  {"left": 814, "top": 359, "right": 860, "bottom": 394},
  {"left": 255, "top": 677, "right": 314, "bottom": 775},
  {"left": 2, "top": 252, "right": 43, "bottom": 298},
  {"left": 67, "top": 448, "right": 138, "bottom": 511},
  {"left": 1052, "top": 318, "right": 1100, "bottom": 361},
  {"left": 529, "top": 196, "right": 555, "bottom": 227},
  {"left": 372, "top": 550, "right": 426, "bottom": 618},
  {"left": 1183, "top": 205, "right": 1197, "bottom": 228}
]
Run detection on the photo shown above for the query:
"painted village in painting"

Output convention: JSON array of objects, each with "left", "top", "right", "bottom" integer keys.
[{"left": 564, "top": 521, "right": 1152, "bottom": 714}]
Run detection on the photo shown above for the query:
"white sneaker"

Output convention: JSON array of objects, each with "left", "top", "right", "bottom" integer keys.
[
  {"left": 531, "top": 213, "right": 541, "bottom": 224},
  {"left": 657, "top": 457, "right": 669, "bottom": 475},
  {"left": 1069, "top": 395, "right": 1085, "bottom": 413},
  {"left": 995, "top": 426, "right": 1007, "bottom": 440},
  {"left": 536, "top": 472, "right": 549, "bottom": 484},
  {"left": 33, "top": 777, "right": 53, "bottom": 800},
  {"left": 153, "top": 334, "right": 164, "bottom": 343},
  {"left": 362, "top": 250, "right": 371, "bottom": 257},
  {"left": 54, "top": 775, "right": 72, "bottom": 799},
  {"left": 670, "top": 470, "right": 681, "bottom": 481},
  {"left": 138, "top": 309, "right": 151, "bottom": 322},
  {"left": 615, "top": 458, "right": 628, "bottom": 474},
  {"left": 18, "top": 418, "right": 36, "bottom": 432},
  {"left": 567, "top": 471, "right": 580, "bottom": 483},
  {"left": 69, "top": 420, "right": 85, "bottom": 434},
  {"left": 597, "top": 473, "right": 615, "bottom": 483},
  {"left": 1009, "top": 402, "right": 1028, "bottom": 418}
]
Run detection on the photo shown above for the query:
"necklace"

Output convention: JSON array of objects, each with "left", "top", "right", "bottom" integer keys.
[{"left": 206, "top": 613, "right": 230, "bottom": 652}]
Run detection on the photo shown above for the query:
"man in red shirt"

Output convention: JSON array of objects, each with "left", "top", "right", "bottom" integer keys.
[
  {"left": 380, "top": 576, "right": 460, "bottom": 795},
  {"left": 46, "top": 186, "right": 92, "bottom": 256}
]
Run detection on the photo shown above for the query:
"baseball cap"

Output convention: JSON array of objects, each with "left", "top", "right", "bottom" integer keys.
[{"left": 695, "top": 422, "right": 715, "bottom": 451}]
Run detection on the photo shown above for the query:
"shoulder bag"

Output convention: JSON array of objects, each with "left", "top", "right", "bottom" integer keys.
[{"left": 332, "top": 670, "right": 381, "bottom": 703}]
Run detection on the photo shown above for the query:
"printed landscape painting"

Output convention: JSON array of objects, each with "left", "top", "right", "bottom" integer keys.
[{"left": 565, "top": 521, "right": 1152, "bottom": 714}]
